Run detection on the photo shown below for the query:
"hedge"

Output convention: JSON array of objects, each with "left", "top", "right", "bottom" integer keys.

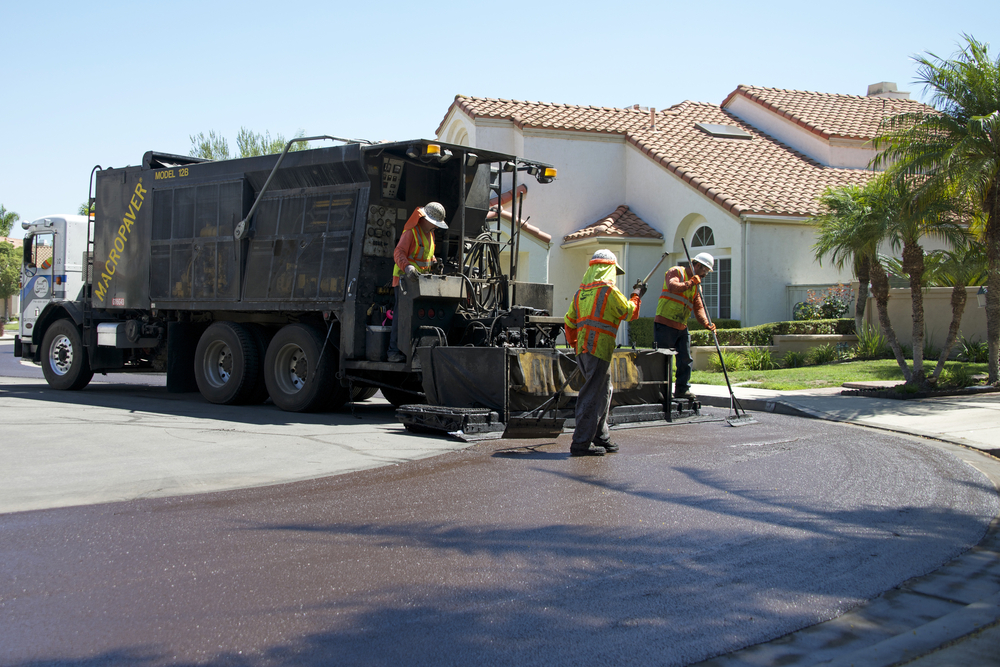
[{"left": 627, "top": 317, "right": 853, "bottom": 348}]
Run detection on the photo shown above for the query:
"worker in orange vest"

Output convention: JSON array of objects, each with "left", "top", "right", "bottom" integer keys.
[
  {"left": 564, "top": 249, "right": 645, "bottom": 456},
  {"left": 654, "top": 252, "right": 716, "bottom": 399},
  {"left": 387, "top": 202, "right": 447, "bottom": 363}
]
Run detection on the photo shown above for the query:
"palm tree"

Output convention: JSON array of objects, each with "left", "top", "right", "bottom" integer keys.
[
  {"left": 873, "top": 35, "right": 1000, "bottom": 384},
  {"left": 812, "top": 183, "right": 911, "bottom": 380},
  {"left": 811, "top": 186, "right": 875, "bottom": 335},
  {"left": 871, "top": 174, "right": 967, "bottom": 386},
  {"left": 0, "top": 205, "right": 19, "bottom": 237},
  {"left": 923, "top": 242, "right": 988, "bottom": 381}
]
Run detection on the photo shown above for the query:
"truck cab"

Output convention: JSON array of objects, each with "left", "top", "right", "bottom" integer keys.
[{"left": 17, "top": 215, "right": 91, "bottom": 358}]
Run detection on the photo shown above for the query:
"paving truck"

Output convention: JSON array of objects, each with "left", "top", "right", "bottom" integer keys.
[{"left": 17, "top": 137, "right": 694, "bottom": 436}]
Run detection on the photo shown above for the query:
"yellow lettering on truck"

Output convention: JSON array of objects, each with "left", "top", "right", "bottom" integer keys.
[{"left": 94, "top": 179, "right": 143, "bottom": 303}]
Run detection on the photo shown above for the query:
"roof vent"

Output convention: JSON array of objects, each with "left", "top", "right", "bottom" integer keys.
[
  {"left": 866, "top": 82, "right": 911, "bottom": 100},
  {"left": 695, "top": 122, "right": 751, "bottom": 139}
]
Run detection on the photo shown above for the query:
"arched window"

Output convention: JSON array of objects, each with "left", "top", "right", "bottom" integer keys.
[{"left": 692, "top": 225, "right": 714, "bottom": 247}]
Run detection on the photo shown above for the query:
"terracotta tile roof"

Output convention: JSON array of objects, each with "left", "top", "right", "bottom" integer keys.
[
  {"left": 721, "top": 85, "right": 932, "bottom": 141},
  {"left": 563, "top": 205, "right": 663, "bottom": 243},
  {"left": 436, "top": 97, "right": 653, "bottom": 136},
  {"left": 440, "top": 95, "right": 884, "bottom": 218}
]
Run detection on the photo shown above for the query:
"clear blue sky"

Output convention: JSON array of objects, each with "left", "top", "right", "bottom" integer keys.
[{"left": 2, "top": 0, "right": 997, "bottom": 238}]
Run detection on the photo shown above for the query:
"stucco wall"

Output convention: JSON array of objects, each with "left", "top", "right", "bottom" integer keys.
[
  {"left": 864, "top": 286, "right": 988, "bottom": 352},
  {"left": 624, "top": 145, "right": 742, "bottom": 319},
  {"left": 746, "top": 220, "right": 855, "bottom": 325}
]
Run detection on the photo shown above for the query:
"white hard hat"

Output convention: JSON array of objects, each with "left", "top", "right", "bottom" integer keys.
[
  {"left": 590, "top": 248, "right": 625, "bottom": 275},
  {"left": 692, "top": 252, "right": 714, "bottom": 271},
  {"left": 419, "top": 202, "right": 448, "bottom": 229}
]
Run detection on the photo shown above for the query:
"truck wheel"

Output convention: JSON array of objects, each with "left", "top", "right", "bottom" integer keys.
[
  {"left": 352, "top": 385, "right": 379, "bottom": 401},
  {"left": 264, "top": 324, "right": 347, "bottom": 412},
  {"left": 194, "top": 322, "right": 260, "bottom": 405},
  {"left": 243, "top": 323, "right": 274, "bottom": 405},
  {"left": 41, "top": 319, "right": 94, "bottom": 391},
  {"left": 381, "top": 386, "right": 425, "bottom": 408}
]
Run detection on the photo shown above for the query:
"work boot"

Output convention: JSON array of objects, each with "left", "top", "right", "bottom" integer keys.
[
  {"left": 387, "top": 352, "right": 405, "bottom": 363},
  {"left": 595, "top": 441, "right": 619, "bottom": 453},
  {"left": 676, "top": 389, "right": 697, "bottom": 400},
  {"left": 570, "top": 445, "right": 606, "bottom": 457}
]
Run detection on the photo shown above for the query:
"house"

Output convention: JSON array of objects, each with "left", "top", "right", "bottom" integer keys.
[{"left": 435, "top": 83, "right": 933, "bottom": 335}]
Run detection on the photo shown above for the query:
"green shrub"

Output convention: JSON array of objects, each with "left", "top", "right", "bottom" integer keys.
[
  {"left": 807, "top": 343, "right": 840, "bottom": 365},
  {"left": 853, "top": 324, "right": 888, "bottom": 360},
  {"left": 690, "top": 318, "right": 854, "bottom": 347},
  {"left": 741, "top": 347, "right": 776, "bottom": 371},
  {"left": 782, "top": 350, "right": 806, "bottom": 368},
  {"left": 709, "top": 349, "right": 743, "bottom": 373},
  {"left": 628, "top": 318, "right": 654, "bottom": 348},
  {"left": 793, "top": 284, "right": 852, "bottom": 320},
  {"left": 689, "top": 318, "right": 740, "bottom": 331},
  {"left": 940, "top": 364, "right": 976, "bottom": 388},
  {"left": 959, "top": 336, "right": 988, "bottom": 363}
]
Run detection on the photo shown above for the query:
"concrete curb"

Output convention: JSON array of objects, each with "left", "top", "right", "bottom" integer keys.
[{"left": 824, "top": 595, "right": 1000, "bottom": 667}]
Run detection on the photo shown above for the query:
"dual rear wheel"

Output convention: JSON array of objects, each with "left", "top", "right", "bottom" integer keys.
[{"left": 194, "top": 322, "right": 351, "bottom": 412}]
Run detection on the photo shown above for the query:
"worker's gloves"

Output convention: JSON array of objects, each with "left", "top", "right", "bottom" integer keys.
[
  {"left": 632, "top": 280, "right": 647, "bottom": 298},
  {"left": 689, "top": 275, "right": 701, "bottom": 286},
  {"left": 430, "top": 258, "right": 441, "bottom": 274},
  {"left": 405, "top": 265, "right": 419, "bottom": 282}
]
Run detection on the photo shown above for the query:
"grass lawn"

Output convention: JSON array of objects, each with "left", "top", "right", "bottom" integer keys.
[{"left": 690, "top": 359, "right": 989, "bottom": 391}]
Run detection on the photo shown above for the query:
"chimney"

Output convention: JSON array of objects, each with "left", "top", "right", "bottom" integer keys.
[
  {"left": 866, "top": 82, "right": 910, "bottom": 100},
  {"left": 650, "top": 107, "right": 656, "bottom": 131}
]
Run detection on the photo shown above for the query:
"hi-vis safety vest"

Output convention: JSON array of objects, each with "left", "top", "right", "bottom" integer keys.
[
  {"left": 656, "top": 265, "right": 698, "bottom": 324},
  {"left": 565, "top": 281, "right": 639, "bottom": 362},
  {"left": 393, "top": 226, "right": 435, "bottom": 278}
]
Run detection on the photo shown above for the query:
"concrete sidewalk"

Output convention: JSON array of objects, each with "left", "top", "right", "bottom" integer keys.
[
  {"left": 692, "top": 381, "right": 1000, "bottom": 666},
  {"left": 694, "top": 381, "right": 1000, "bottom": 457}
]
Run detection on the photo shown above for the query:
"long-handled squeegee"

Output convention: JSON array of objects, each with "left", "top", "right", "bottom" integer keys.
[{"left": 681, "top": 239, "right": 758, "bottom": 426}]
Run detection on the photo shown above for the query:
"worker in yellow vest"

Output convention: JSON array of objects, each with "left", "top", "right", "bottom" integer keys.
[
  {"left": 564, "top": 249, "right": 645, "bottom": 456},
  {"left": 654, "top": 252, "right": 716, "bottom": 399},
  {"left": 387, "top": 202, "right": 447, "bottom": 363}
]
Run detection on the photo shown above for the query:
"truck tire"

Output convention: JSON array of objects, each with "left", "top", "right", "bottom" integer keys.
[
  {"left": 194, "top": 322, "right": 260, "bottom": 405},
  {"left": 380, "top": 386, "right": 425, "bottom": 408},
  {"left": 243, "top": 323, "right": 274, "bottom": 405},
  {"left": 41, "top": 319, "right": 94, "bottom": 391},
  {"left": 352, "top": 385, "right": 379, "bottom": 401},
  {"left": 264, "top": 324, "right": 347, "bottom": 412}
]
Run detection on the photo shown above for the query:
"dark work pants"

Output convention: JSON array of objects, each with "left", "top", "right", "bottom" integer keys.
[
  {"left": 387, "top": 284, "right": 403, "bottom": 357},
  {"left": 654, "top": 323, "right": 692, "bottom": 393},
  {"left": 571, "top": 353, "right": 613, "bottom": 450}
]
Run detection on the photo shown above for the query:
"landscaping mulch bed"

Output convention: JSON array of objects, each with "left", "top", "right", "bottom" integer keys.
[{"left": 841, "top": 385, "right": 1000, "bottom": 400}]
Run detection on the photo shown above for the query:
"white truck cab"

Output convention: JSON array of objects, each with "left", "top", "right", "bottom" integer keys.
[{"left": 18, "top": 215, "right": 91, "bottom": 349}]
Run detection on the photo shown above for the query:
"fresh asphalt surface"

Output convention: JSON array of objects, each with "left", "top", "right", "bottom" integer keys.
[{"left": 1, "top": 337, "right": 998, "bottom": 666}]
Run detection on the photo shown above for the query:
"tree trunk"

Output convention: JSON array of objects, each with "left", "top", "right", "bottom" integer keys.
[
  {"left": 932, "top": 285, "right": 967, "bottom": 381},
  {"left": 855, "top": 256, "right": 871, "bottom": 335},
  {"left": 869, "top": 259, "right": 911, "bottom": 382},
  {"left": 988, "top": 187, "right": 1000, "bottom": 385},
  {"left": 902, "top": 241, "right": 927, "bottom": 386}
]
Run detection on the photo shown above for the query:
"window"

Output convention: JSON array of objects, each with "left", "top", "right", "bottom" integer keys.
[
  {"left": 692, "top": 226, "right": 714, "bottom": 247},
  {"left": 700, "top": 258, "right": 731, "bottom": 319},
  {"left": 695, "top": 122, "right": 752, "bottom": 139}
]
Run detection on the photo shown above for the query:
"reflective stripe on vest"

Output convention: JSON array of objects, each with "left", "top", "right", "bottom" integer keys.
[
  {"left": 571, "top": 282, "right": 634, "bottom": 361},
  {"left": 656, "top": 266, "right": 698, "bottom": 323},
  {"left": 393, "top": 227, "right": 434, "bottom": 277}
]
